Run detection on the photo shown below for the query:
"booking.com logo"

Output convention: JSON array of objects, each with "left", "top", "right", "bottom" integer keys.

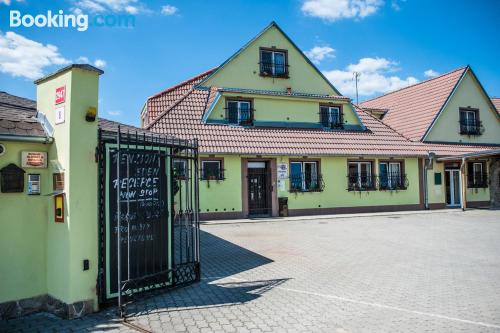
[{"left": 9, "top": 10, "right": 135, "bottom": 32}]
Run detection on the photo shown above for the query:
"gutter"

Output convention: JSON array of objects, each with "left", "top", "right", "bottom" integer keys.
[
  {"left": 423, "top": 152, "right": 436, "bottom": 209},
  {"left": 0, "top": 134, "right": 53, "bottom": 144}
]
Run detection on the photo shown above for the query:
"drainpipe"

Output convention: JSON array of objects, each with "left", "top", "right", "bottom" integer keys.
[
  {"left": 461, "top": 157, "right": 467, "bottom": 211},
  {"left": 0, "top": 134, "right": 53, "bottom": 143},
  {"left": 423, "top": 152, "right": 435, "bottom": 210}
]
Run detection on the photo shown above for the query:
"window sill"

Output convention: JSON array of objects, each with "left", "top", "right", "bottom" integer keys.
[
  {"left": 289, "top": 189, "right": 322, "bottom": 193},
  {"left": 259, "top": 73, "right": 290, "bottom": 79}
]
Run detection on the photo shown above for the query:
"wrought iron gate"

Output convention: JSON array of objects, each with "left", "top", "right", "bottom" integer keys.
[{"left": 97, "top": 126, "right": 200, "bottom": 316}]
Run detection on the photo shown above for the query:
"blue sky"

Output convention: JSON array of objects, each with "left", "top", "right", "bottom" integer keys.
[{"left": 1, "top": 0, "right": 499, "bottom": 126}]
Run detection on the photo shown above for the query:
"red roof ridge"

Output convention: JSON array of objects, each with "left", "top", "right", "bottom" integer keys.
[
  {"left": 360, "top": 66, "right": 468, "bottom": 105},
  {"left": 148, "top": 67, "right": 218, "bottom": 99},
  {"left": 145, "top": 89, "right": 197, "bottom": 130}
]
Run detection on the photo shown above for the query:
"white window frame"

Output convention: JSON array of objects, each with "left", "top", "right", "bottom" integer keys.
[
  {"left": 201, "top": 160, "right": 222, "bottom": 180},
  {"left": 173, "top": 159, "right": 187, "bottom": 179},
  {"left": 472, "top": 162, "right": 483, "bottom": 186},
  {"left": 261, "top": 50, "right": 287, "bottom": 76},
  {"left": 290, "top": 161, "right": 319, "bottom": 191},
  {"left": 349, "top": 161, "right": 373, "bottom": 189},
  {"left": 462, "top": 109, "right": 477, "bottom": 132},
  {"left": 227, "top": 100, "right": 251, "bottom": 124}
]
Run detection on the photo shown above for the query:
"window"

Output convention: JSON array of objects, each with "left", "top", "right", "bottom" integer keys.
[
  {"left": 467, "top": 161, "right": 487, "bottom": 188},
  {"left": 201, "top": 159, "right": 223, "bottom": 180},
  {"left": 260, "top": 48, "right": 288, "bottom": 77},
  {"left": 290, "top": 160, "right": 321, "bottom": 192},
  {"left": 379, "top": 161, "right": 406, "bottom": 190},
  {"left": 459, "top": 108, "right": 481, "bottom": 135},
  {"left": 173, "top": 159, "right": 187, "bottom": 179},
  {"left": 348, "top": 161, "right": 374, "bottom": 191},
  {"left": 226, "top": 99, "right": 253, "bottom": 125},
  {"left": 320, "top": 105, "right": 343, "bottom": 128}
]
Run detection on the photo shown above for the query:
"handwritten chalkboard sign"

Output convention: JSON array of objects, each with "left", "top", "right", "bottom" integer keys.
[{"left": 108, "top": 148, "right": 169, "bottom": 296}]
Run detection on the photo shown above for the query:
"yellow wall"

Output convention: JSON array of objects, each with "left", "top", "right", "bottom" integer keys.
[
  {"left": 201, "top": 25, "right": 338, "bottom": 95},
  {"left": 425, "top": 71, "right": 500, "bottom": 144},
  {"left": 199, "top": 155, "right": 422, "bottom": 214},
  {"left": 208, "top": 93, "right": 361, "bottom": 126},
  {"left": 199, "top": 155, "right": 242, "bottom": 213},
  {"left": 426, "top": 161, "right": 490, "bottom": 205},
  {"left": 0, "top": 141, "right": 50, "bottom": 302}
]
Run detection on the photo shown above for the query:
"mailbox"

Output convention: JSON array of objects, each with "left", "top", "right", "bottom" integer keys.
[{"left": 54, "top": 193, "right": 64, "bottom": 223}]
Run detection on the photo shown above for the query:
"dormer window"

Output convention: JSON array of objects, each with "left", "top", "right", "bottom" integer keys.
[
  {"left": 260, "top": 48, "right": 288, "bottom": 78},
  {"left": 226, "top": 99, "right": 253, "bottom": 126},
  {"left": 320, "top": 105, "right": 343, "bottom": 129}
]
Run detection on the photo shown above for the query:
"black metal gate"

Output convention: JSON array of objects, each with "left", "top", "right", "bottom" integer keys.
[
  {"left": 97, "top": 126, "right": 200, "bottom": 316},
  {"left": 248, "top": 164, "right": 271, "bottom": 216}
]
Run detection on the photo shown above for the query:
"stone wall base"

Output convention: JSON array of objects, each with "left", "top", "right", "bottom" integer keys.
[{"left": 0, "top": 294, "right": 95, "bottom": 320}]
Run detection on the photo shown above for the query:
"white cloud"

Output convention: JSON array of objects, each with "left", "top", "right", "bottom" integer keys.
[
  {"left": 301, "top": 0, "right": 384, "bottom": 22},
  {"left": 94, "top": 59, "right": 106, "bottom": 67},
  {"left": 161, "top": 4, "right": 178, "bottom": 15},
  {"left": 0, "top": 0, "right": 23, "bottom": 5},
  {"left": 424, "top": 69, "right": 439, "bottom": 78},
  {"left": 323, "top": 57, "right": 418, "bottom": 97},
  {"left": 77, "top": 56, "right": 107, "bottom": 68},
  {"left": 304, "top": 46, "right": 335, "bottom": 64},
  {"left": 73, "top": 0, "right": 143, "bottom": 14},
  {"left": 77, "top": 56, "right": 90, "bottom": 63},
  {"left": 391, "top": 0, "right": 406, "bottom": 11},
  {"left": 107, "top": 110, "right": 121, "bottom": 116},
  {"left": 0, "top": 31, "right": 70, "bottom": 80}
]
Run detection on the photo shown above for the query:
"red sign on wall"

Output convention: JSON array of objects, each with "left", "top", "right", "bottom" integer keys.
[{"left": 55, "top": 86, "right": 66, "bottom": 104}]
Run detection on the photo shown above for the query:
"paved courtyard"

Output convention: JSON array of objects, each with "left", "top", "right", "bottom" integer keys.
[{"left": 2, "top": 210, "right": 500, "bottom": 332}]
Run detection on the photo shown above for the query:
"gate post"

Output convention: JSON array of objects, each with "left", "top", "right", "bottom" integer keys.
[{"left": 35, "top": 65, "right": 103, "bottom": 317}]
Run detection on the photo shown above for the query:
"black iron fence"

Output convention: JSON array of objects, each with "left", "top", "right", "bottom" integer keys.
[
  {"left": 259, "top": 61, "right": 289, "bottom": 77},
  {"left": 289, "top": 173, "right": 324, "bottom": 192},
  {"left": 379, "top": 172, "right": 409, "bottom": 190},
  {"left": 459, "top": 119, "right": 483, "bottom": 135},
  {"left": 319, "top": 109, "right": 344, "bottom": 129},
  {"left": 347, "top": 173, "right": 408, "bottom": 191},
  {"left": 225, "top": 107, "right": 254, "bottom": 126},
  {"left": 467, "top": 172, "right": 488, "bottom": 188}
]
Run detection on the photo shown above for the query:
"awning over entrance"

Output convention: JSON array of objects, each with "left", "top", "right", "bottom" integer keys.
[{"left": 436, "top": 149, "right": 500, "bottom": 210}]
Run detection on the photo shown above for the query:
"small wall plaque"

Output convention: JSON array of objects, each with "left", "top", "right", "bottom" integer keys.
[
  {"left": 55, "top": 106, "right": 65, "bottom": 124},
  {"left": 21, "top": 151, "right": 47, "bottom": 168}
]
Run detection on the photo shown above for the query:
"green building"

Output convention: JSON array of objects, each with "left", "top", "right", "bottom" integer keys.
[
  {"left": 141, "top": 22, "right": 500, "bottom": 219},
  {"left": 1, "top": 21, "right": 499, "bottom": 320}
]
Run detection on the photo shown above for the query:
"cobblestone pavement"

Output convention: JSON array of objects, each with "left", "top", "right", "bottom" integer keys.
[{"left": 2, "top": 210, "right": 500, "bottom": 332}]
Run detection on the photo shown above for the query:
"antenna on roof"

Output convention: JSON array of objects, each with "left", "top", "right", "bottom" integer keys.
[{"left": 353, "top": 72, "right": 361, "bottom": 105}]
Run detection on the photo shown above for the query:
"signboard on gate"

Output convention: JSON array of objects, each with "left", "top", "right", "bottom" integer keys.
[{"left": 277, "top": 162, "right": 288, "bottom": 179}]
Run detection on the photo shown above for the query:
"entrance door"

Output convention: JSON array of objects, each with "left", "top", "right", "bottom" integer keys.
[
  {"left": 445, "top": 169, "right": 462, "bottom": 207},
  {"left": 248, "top": 162, "right": 271, "bottom": 216}
]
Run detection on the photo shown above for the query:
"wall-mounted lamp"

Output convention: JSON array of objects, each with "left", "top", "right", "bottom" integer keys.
[{"left": 86, "top": 107, "right": 97, "bottom": 122}]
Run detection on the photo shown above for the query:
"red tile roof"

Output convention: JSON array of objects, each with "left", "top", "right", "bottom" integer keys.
[
  {"left": 360, "top": 67, "right": 467, "bottom": 141},
  {"left": 145, "top": 70, "right": 496, "bottom": 157},
  {"left": 145, "top": 68, "right": 217, "bottom": 126},
  {"left": 491, "top": 97, "right": 500, "bottom": 114}
]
